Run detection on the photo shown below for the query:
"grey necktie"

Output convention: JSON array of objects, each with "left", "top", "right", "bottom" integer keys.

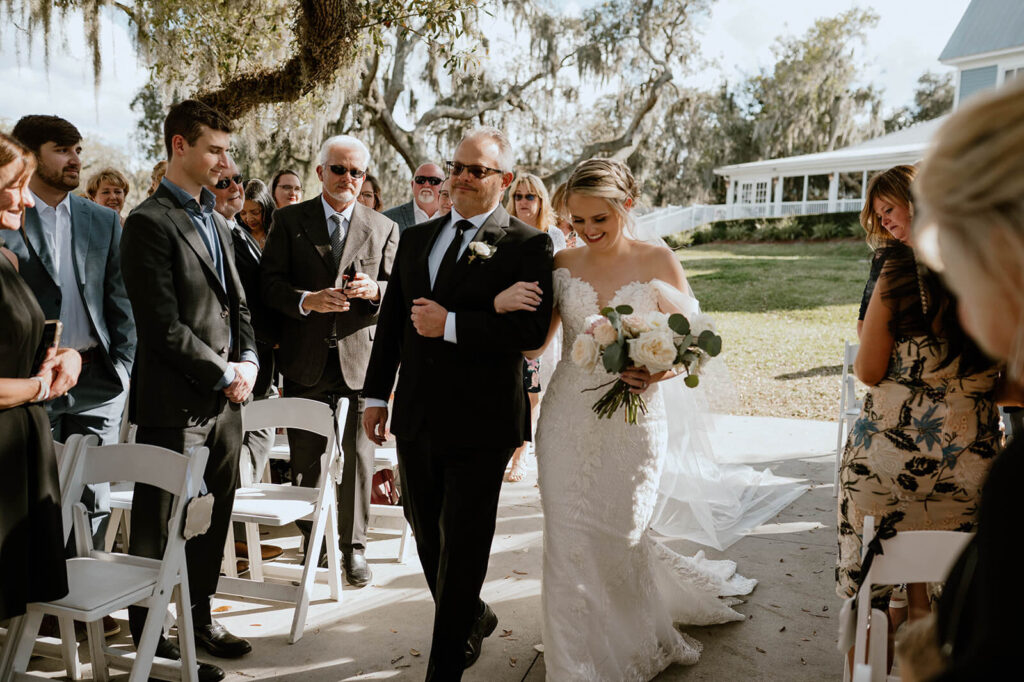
[{"left": 330, "top": 213, "right": 346, "bottom": 270}]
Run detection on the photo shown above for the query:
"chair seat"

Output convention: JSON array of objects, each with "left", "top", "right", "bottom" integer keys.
[
  {"left": 231, "top": 485, "right": 319, "bottom": 525},
  {"left": 48, "top": 557, "right": 157, "bottom": 614}
]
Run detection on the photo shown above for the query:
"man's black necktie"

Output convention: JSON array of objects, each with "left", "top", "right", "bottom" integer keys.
[{"left": 434, "top": 219, "right": 474, "bottom": 292}]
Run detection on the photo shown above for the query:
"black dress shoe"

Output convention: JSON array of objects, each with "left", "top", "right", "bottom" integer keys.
[
  {"left": 152, "top": 635, "right": 225, "bottom": 682},
  {"left": 194, "top": 622, "right": 252, "bottom": 658},
  {"left": 464, "top": 603, "right": 498, "bottom": 669},
  {"left": 342, "top": 552, "right": 373, "bottom": 588}
]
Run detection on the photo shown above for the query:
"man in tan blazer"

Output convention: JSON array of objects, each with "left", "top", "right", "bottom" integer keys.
[{"left": 261, "top": 135, "right": 398, "bottom": 586}]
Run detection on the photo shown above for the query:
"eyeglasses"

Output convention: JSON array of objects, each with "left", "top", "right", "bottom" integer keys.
[
  {"left": 414, "top": 176, "right": 443, "bottom": 186},
  {"left": 327, "top": 164, "right": 366, "bottom": 179},
  {"left": 214, "top": 174, "right": 243, "bottom": 190},
  {"left": 514, "top": 193, "right": 537, "bottom": 202},
  {"left": 445, "top": 161, "right": 504, "bottom": 180}
]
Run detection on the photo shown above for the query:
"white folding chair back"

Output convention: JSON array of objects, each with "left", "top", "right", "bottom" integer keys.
[
  {"left": 849, "top": 516, "right": 972, "bottom": 682},
  {"left": 0, "top": 437, "right": 208, "bottom": 682},
  {"left": 835, "top": 341, "right": 862, "bottom": 497},
  {"left": 370, "top": 447, "right": 412, "bottom": 563},
  {"left": 219, "top": 397, "right": 345, "bottom": 643}
]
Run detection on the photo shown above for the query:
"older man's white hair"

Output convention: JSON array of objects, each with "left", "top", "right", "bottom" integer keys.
[
  {"left": 318, "top": 134, "right": 371, "bottom": 168},
  {"left": 463, "top": 126, "right": 514, "bottom": 173}
]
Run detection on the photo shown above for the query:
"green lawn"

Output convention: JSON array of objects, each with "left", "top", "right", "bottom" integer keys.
[{"left": 678, "top": 240, "right": 873, "bottom": 420}]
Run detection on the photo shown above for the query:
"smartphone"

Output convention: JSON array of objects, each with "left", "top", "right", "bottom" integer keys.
[{"left": 31, "top": 319, "right": 63, "bottom": 374}]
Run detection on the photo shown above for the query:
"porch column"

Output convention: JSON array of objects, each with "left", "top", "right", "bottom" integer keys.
[
  {"left": 801, "top": 175, "right": 809, "bottom": 213},
  {"left": 861, "top": 170, "right": 868, "bottom": 201},
  {"left": 827, "top": 171, "right": 838, "bottom": 212},
  {"left": 774, "top": 176, "right": 784, "bottom": 217}
]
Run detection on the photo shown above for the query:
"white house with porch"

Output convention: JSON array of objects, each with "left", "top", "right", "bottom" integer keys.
[{"left": 637, "top": 0, "right": 1024, "bottom": 238}]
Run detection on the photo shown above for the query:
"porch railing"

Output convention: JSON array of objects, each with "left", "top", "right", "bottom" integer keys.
[{"left": 636, "top": 198, "right": 865, "bottom": 237}]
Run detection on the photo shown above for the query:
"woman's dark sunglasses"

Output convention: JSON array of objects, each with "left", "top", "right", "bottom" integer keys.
[
  {"left": 328, "top": 164, "right": 366, "bottom": 179},
  {"left": 414, "top": 176, "right": 443, "bottom": 186},
  {"left": 445, "top": 160, "right": 503, "bottom": 179},
  {"left": 214, "top": 174, "right": 243, "bottom": 189},
  {"left": 514, "top": 193, "right": 537, "bottom": 202}
]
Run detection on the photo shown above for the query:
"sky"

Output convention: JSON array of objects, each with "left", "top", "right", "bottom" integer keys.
[{"left": 0, "top": 0, "right": 972, "bottom": 167}]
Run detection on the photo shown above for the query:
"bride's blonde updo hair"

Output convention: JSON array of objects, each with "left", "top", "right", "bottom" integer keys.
[{"left": 564, "top": 158, "right": 640, "bottom": 235}]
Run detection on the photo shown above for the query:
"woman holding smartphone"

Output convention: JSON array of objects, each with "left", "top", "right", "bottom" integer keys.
[{"left": 0, "top": 132, "right": 82, "bottom": 621}]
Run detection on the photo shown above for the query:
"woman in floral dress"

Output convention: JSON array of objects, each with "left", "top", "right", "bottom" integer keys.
[{"left": 836, "top": 166, "right": 1001, "bottom": 635}]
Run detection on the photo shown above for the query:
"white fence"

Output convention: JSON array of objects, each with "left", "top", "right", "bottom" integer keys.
[{"left": 636, "top": 199, "right": 865, "bottom": 238}]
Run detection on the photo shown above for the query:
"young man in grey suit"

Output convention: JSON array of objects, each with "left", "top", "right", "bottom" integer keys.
[
  {"left": 382, "top": 162, "right": 445, "bottom": 234},
  {"left": 261, "top": 134, "right": 398, "bottom": 587},
  {"left": 8, "top": 116, "right": 135, "bottom": 564},
  {"left": 121, "top": 100, "right": 257, "bottom": 681}
]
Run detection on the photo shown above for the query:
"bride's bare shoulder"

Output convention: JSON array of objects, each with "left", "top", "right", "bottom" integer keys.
[
  {"left": 633, "top": 240, "right": 686, "bottom": 287},
  {"left": 554, "top": 248, "right": 583, "bottom": 271}
]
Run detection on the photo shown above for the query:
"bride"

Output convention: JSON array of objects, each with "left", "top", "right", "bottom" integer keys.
[{"left": 494, "top": 158, "right": 799, "bottom": 680}]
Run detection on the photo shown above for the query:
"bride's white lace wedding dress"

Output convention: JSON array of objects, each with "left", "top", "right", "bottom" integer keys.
[{"left": 535, "top": 269, "right": 756, "bottom": 681}]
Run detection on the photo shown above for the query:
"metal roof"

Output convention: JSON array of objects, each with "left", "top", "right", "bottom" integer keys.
[
  {"left": 714, "top": 117, "right": 946, "bottom": 179},
  {"left": 939, "top": 0, "right": 1024, "bottom": 63}
]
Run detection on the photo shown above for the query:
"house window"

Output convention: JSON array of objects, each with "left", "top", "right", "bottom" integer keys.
[
  {"left": 1005, "top": 67, "right": 1024, "bottom": 83},
  {"left": 740, "top": 183, "right": 753, "bottom": 204},
  {"left": 755, "top": 181, "right": 768, "bottom": 204}
]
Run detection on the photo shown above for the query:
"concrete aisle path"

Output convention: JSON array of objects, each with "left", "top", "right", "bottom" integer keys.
[{"left": 26, "top": 416, "right": 844, "bottom": 681}]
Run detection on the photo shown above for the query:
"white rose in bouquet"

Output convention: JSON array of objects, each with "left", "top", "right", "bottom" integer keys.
[
  {"left": 689, "top": 312, "right": 717, "bottom": 336},
  {"left": 571, "top": 334, "right": 602, "bottom": 372},
  {"left": 621, "top": 314, "right": 652, "bottom": 337},
  {"left": 644, "top": 311, "right": 671, "bottom": 330},
  {"left": 628, "top": 329, "right": 678, "bottom": 373},
  {"left": 593, "top": 323, "right": 619, "bottom": 347}
]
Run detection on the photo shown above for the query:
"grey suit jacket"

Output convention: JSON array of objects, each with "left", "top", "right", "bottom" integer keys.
[
  {"left": 382, "top": 200, "right": 418, "bottom": 235},
  {"left": 9, "top": 194, "right": 136, "bottom": 404},
  {"left": 262, "top": 197, "right": 399, "bottom": 389}
]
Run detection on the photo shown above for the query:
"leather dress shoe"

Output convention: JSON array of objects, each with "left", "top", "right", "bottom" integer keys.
[
  {"left": 194, "top": 622, "right": 252, "bottom": 658},
  {"left": 464, "top": 603, "right": 498, "bottom": 668},
  {"left": 342, "top": 552, "right": 373, "bottom": 588},
  {"left": 153, "top": 636, "right": 225, "bottom": 682}
]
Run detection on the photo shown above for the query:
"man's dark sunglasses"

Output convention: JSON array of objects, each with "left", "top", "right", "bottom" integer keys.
[
  {"left": 414, "top": 176, "right": 443, "bottom": 186},
  {"left": 214, "top": 174, "right": 243, "bottom": 190},
  {"left": 328, "top": 164, "right": 366, "bottom": 179},
  {"left": 445, "top": 161, "right": 504, "bottom": 179},
  {"left": 514, "top": 193, "right": 537, "bottom": 202}
]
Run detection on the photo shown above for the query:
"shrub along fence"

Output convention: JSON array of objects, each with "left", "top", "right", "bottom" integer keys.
[{"left": 663, "top": 211, "right": 863, "bottom": 248}]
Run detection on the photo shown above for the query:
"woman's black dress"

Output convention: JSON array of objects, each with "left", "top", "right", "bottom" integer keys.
[{"left": 0, "top": 245, "right": 69, "bottom": 620}]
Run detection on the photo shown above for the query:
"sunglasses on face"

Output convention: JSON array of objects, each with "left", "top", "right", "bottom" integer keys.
[
  {"left": 414, "top": 176, "right": 443, "bottom": 186},
  {"left": 514, "top": 193, "right": 537, "bottom": 202},
  {"left": 327, "top": 164, "right": 366, "bottom": 179},
  {"left": 214, "top": 174, "right": 243, "bottom": 190},
  {"left": 445, "top": 161, "right": 504, "bottom": 180}
]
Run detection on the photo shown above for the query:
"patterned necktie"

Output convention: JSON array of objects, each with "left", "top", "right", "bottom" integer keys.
[
  {"left": 330, "top": 213, "right": 346, "bottom": 270},
  {"left": 435, "top": 219, "right": 475, "bottom": 291}
]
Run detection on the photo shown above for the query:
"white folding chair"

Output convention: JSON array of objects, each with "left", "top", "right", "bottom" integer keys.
[
  {"left": 845, "top": 515, "right": 973, "bottom": 682},
  {"left": 370, "top": 447, "right": 412, "bottom": 563},
  {"left": 217, "top": 397, "right": 345, "bottom": 644},
  {"left": 0, "top": 435, "right": 87, "bottom": 680},
  {"left": 0, "top": 436, "right": 208, "bottom": 682},
  {"left": 835, "top": 341, "right": 862, "bottom": 497}
]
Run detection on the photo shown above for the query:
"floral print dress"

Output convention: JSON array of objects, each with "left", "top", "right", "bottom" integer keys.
[{"left": 836, "top": 248, "right": 1001, "bottom": 607}]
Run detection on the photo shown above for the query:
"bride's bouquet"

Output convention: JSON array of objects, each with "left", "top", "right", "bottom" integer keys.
[{"left": 571, "top": 305, "right": 722, "bottom": 424}]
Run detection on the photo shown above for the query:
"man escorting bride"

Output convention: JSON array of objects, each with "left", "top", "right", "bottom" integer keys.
[{"left": 365, "top": 132, "right": 804, "bottom": 680}]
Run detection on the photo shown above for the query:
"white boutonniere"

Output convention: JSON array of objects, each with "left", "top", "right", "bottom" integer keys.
[{"left": 467, "top": 241, "right": 497, "bottom": 263}]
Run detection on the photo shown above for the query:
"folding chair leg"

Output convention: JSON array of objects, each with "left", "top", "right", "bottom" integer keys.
[
  {"left": 58, "top": 615, "right": 83, "bottom": 679},
  {"left": 175, "top": 578, "right": 199, "bottom": 682},
  {"left": 0, "top": 614, "right": 26, "bottom": 678},
  {"left": 130, "top": 598, "right": 171, "bottom": 682},
  {"left": 5, "top": 610, "right": 44, "bottom": 676},
  {"left": 222, "top": 535, "right": 238, "bottom": 578},
  {"left": 397, "top": 519, "right": 411, "bottom": 564},
  {"left": 245, "top": 522, "right": 264, "bottom": 582},
  {"left": 104, "top": 508, "right": 123, "bottom": 552},
  {"left": 291, "top": 495, "right": 336, "bottom": 644},
  {"left": 324, "top": 500, "right": 342, "bottom": 602},
  {"left": 86, "top": 618, "right": 110, "bottom": 682}
]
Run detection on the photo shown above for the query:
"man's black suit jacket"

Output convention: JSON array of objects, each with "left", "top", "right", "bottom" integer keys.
[
  {"left": 261, "top": 197, "right": 399, "bottom": 389},
  {"left": 121, "top": 183, "right": 257, "bottom": 427},
  {"left": 363, "top": 205, "right": 554, "bottom": 450}
]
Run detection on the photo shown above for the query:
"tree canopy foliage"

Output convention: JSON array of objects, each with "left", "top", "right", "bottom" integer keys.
[{"left": 3, "top": 1, "right": 951, "bottom": 208}]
